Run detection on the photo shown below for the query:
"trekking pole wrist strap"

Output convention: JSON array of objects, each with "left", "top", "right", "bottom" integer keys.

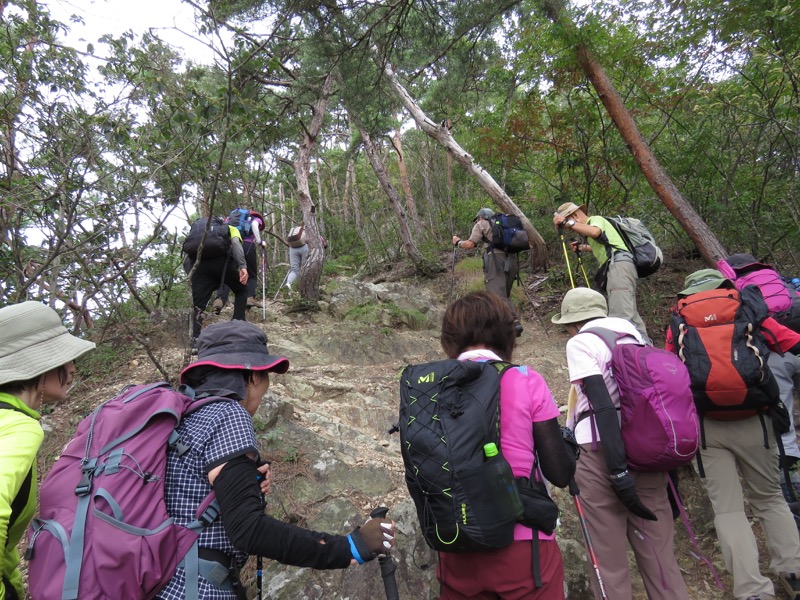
[{"left": 347, "top": 534, "right": 365, "bottom": 564}]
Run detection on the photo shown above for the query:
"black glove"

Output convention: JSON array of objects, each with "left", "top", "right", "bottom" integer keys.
[
  {"left": 562, "top": 427, "right": 581, "bottom": 462},
  {"left": 348, "top": 518, "right": 394, "bottom": 563},
  {"left": 610, "top": 471, "right": 657, "bottom": 521}
]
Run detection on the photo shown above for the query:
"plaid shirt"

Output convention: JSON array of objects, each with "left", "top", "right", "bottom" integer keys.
[{"left": 157, "top": 400, "right": 258, "bottom": 600}]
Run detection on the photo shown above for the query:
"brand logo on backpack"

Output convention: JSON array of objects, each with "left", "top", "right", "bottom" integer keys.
[
  {"left": 704, "top": 313, "right": 717, "bottom": 322},
  {"left": 417, "top": 372, "right": 435, "bottom": 384}
]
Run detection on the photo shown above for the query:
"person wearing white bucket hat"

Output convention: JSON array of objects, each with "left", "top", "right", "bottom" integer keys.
[
  {"left": 552, "top": 288, "right": 689, "bottom": 600},
  {"left": 0, "top": 301, "right": 95, "bottom": 600}
]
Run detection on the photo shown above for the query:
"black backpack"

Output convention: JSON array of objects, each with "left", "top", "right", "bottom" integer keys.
[
  {"left": 399, "top": 359, "right": 558, "bottom": 556},
  {"left": 489, "top": 214, "right": 530, "bottom": 253},
  {"left": 182, "top": 217, "right": 231, "bottom": 259}
]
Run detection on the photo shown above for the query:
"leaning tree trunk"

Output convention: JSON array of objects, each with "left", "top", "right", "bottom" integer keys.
[
  {"left": 358, "top": 125, "right": 428, "bottom": 270},
  {"left": 292, "top": 73, "right": 333, "bottom": 300},
  {"left": 382, "top": 64, "right": 548, "bottom": 269},
  {"left": 540, "top": 0, "right": 728, "bottom": 265}
]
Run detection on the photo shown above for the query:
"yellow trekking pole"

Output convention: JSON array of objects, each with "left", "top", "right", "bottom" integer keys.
[{"left": 575, "top": 246, "right": 591, "bottom": 288}]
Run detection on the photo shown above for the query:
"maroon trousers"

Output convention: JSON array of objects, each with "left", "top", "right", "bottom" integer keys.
[{"left": 437, "top": 539, "right": 565, "bottom": 600}]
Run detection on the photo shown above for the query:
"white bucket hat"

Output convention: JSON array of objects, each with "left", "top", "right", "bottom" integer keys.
[
  {"left": 551, "top": 288, "right": 608, "bottom": 325},
  {"left": 0, "top": 302, "right": 96, "bottom": 385}
]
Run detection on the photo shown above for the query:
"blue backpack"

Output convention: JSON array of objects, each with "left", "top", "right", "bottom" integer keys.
[{"left": 225, "top": 208, "right": 253, "bottom": 236}]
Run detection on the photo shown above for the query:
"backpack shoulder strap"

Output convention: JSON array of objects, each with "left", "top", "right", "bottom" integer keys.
[{"left": 580, "top": 326, "right": 636, "bottom": 350}]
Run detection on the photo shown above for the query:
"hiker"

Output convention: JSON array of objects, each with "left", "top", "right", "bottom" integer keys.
[
  {"left": 0, "top": 302, "right": 95, "bottom": 600},
  {"left": 435, "top": 291, "right": 575, "bottom": 599},
  {"left": 452, "top": 208, "right": 524, "bottom": 336},
  {"left": 552, "top": 202, "right": 651, "bottom": 344},
  {"left": 769, "top": 351, "right": 800, "bottom": 505},
  {"left": 665, "top": 268, "right": 800, "bottom": 600},
  {"left": 284, "top": 223, "right": 327, "bottom": 292},
  {"left": 552, "top": 287, "right": 689, "bottom": 600},
  {"left": 212, "top": 209, "right": 267, "bottom": 314},
  {"left": 183, "top": 219, "right": 249, "bottom": 343},
  {"left": 157, "top": 320, "right": 395, "bottom": 599}
]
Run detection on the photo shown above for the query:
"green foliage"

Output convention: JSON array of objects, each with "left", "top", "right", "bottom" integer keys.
[{"left": 344, "top": 301, "right": 427, "bottom": 331}]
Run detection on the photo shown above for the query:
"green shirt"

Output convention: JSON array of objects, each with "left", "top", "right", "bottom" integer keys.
[
  {"left": 0, "top": 393, "right": 41, "bottom": 599},
  {"left": 587, "top": 216, "right": 628, "bottom": 266}
]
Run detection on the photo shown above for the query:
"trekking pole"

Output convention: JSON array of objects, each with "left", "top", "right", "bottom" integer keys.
[
  {"left": 256, "top": 461, "right": 271, "bottom": 600},
  {"left": 569, "top": 480, "right": 608, "bottom": 599},
  {"left": 574, "top": 246, "right": 591, "bottom": 288},
  {"left": 517, "top": 272, "right": 549, "bottom": 337},
  {"left": 559, "top": 230, "right": 577, "bottom": 289},
  {"left": 448, "top": 241, "right": 458, "bottom": 301},
  {"left": 370, "top": 507, "right": 399, "bottom": 600},
  {"left": 272, "top": 271, "right": 290, "bottom": 303},
  {"left": 261, "top": 249, "right": 267, "bottom": 320}
]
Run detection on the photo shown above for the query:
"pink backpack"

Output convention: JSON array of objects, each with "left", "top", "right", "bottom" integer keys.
[
  {"left": 27, "top": 382, "right": 226, "bottom": 600},
  {"left": 583, "top": 328, "right": 700, "bottom": 472},
  {"left": 717, "top": 254, "right": 795, "bottom": 315}
]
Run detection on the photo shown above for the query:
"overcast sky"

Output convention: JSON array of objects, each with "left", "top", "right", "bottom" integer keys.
[{"left": 47, "top": 0, "right": 218, "bottom": 64}]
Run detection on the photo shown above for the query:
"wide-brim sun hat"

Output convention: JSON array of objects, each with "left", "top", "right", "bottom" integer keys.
[
  {"left": 474, "top": 208, "right": 495, "bottom": 221},
  {"left": 181, "top": 320, "right": 289, "bottom": 383},
  {"left": 0, "top": 301, "right": 96, "bottom": 385},
  {"left": 551, "top": 288, "right": 608, "bottom": 325},
  {"left": 555, "top": 202, "right": 588, "bottom": 219},
  {"left": 679, "top": 269, "right": 731, "bottom": 296}
]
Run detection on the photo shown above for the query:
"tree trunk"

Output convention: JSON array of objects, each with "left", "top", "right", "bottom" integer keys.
[
  {"left": 539, "top": 0, "right": 728, "bottom": 265},
  {"left": 358, "top": 125, "right": 428, "bottom": 269},
  {"left": 390, "top": 127, "right": 422, "bottom": 228},
  {"left": 292, "top": 73, "right": 333, "bottom": 300},
  {"left": 383, "top": 64, "right": 548, "bottom": 269}
]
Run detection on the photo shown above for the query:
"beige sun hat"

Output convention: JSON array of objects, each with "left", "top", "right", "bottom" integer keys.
[
  {"left": 555, "top": 202, "right": 588, "bottom": 219},
  {"left": 551, "top": 288, "right": 608, "bottom": 325},
  {"left": 0, "top": 302, "right": 96, "bottom": 385}
]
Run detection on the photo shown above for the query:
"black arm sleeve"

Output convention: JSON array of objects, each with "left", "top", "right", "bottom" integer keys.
[
  {"left": 532, "top": 417, "right": 575, "bottom": 488},
  {"left": 582, "top": 374, "right": 628, "bottom": 476},
  {"left": 213, "top": 455, "right": 352, "bottom": 569}
]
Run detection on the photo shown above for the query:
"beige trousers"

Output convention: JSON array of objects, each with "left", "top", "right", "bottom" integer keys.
[{"left": 698, "top": 416, "right": 800, "bottom": 599}]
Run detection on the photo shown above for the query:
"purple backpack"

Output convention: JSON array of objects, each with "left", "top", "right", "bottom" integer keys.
[
  {"left": 717, "top": 254, "right": 795, "bottom": 315},
  {"left": 584, "top": 328, "right": 700, "bottom": 472},
  {"left": 27, "top": 382, "right": 226, "bottom": 600}
]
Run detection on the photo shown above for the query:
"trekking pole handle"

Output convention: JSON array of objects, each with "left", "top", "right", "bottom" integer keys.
[
  {"left": 568, "top": 479, "right": 580, "bottom": 497},
  {"left": 369, "top": 507, "right": 400, "bottom": 600}
]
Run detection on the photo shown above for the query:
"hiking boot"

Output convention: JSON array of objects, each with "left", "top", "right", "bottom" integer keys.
[
  {"left": 781, "top": 573, "right": 800, "bottom": 599},
  {"left": 513, "top": 321, "right": 524, "bottom": 337},
  {"left": 246, "top": 297, "right": 263, "bottom": 309},
  {"left": 190, "top": 337, "right": 199, "bottom": 356},
  {"left": 212, "top": 298, "right": 225, "bottom": 315}
]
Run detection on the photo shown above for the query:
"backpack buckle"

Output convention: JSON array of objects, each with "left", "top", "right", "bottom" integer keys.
[
  {"left": 199, "top": 501, "right": 221, "bottom": 526},
  {"left": 75, "top": 459, "right": 97, "bottom": 496}
]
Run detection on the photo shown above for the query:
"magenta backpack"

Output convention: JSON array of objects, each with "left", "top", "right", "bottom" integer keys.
[
  {"left": 717, "top": 254, "right": 794, "bottom": 315},
  {"left": 583, "top": 328, "right": 700, "bottom": 472},
  {"left": 27, "top": 382, "right": 226, "bottom": 600}
]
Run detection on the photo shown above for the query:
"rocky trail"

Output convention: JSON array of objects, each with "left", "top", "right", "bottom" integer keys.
[{"left": 35, "top": 266, "right": 774, "bottom": 599}]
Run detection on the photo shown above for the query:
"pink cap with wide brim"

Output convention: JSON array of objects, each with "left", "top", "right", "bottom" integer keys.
[{"left": 180, "top": 321, "right": 289, "bottom": 383}]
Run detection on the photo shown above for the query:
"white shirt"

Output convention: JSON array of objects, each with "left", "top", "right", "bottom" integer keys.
[{"left": 564, "top": 317, "right": 643, "bottom": 445}]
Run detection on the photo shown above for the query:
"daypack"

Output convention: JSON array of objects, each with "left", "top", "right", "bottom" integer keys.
[
  {"left": 489, "top": 214, "right": 530, "bottom": 253},
  {"left": 400, "top": 359, "right": 551, "bottom": 554},
  {"left": 582, "top": 328, "right": 700, "bottom": 472},
  {"left": 669, "top": 286, "right": 777, "bottom": 420},
  {"left": 27, "top": 382, "right": 226, "bottom": 600},
  {"left": 182, "top": 216, "right": 231, "bottom": 259},
  {"left": 603, "top": 216, "right": 663, "bottom": 277},
  {"left": 287, "top": 224, "right": 305, "bottom": 248},
  {"left": 225, "top": 208, "right": 254, "bottom": 237},
  {"left": 717, "top": 253, "right": 796, "bottom": 315}
]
